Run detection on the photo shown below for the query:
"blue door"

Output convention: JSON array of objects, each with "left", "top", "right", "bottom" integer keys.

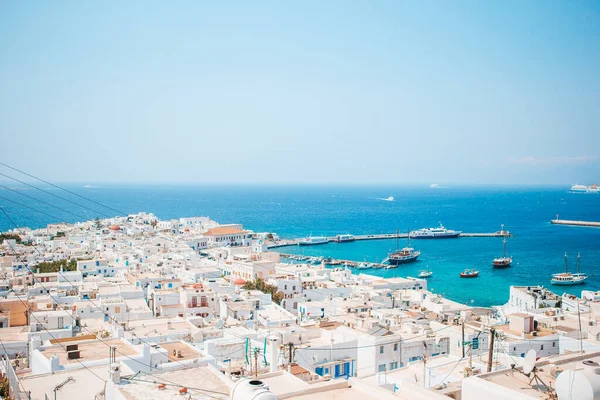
[
  {"left": 335, "top": 364, "right": 340, "bottom": 377},
  {"left": 316, "top": 367, "right": 323, "bottom": 376}
]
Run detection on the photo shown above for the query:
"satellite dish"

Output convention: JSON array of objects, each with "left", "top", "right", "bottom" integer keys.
[{"left": 523, "top": 349, "right": 537, "bottom": 375}]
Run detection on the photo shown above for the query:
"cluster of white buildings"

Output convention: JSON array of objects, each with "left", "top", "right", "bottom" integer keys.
[{"left": 0, "top": 212, "right": 599, "bottom": 400}]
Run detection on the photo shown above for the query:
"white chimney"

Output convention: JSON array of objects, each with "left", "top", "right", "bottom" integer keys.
[{"left": 109, "top": 363, "right": 121, "bottom": 384}]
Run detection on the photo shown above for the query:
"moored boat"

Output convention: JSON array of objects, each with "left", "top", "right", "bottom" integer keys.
[
  {"left": 334, "top": 234, "right": 355, "bottom": 243},
  {"left": 460, "top": 269, "right": 479, "bottom": 278},
  {"left": 551, "top": 252, "right": 588, "bottom": 285},
  {"left": 388, "top": 229, "right": 420, "bottom": 264},
  {"left": 492, "top": 229, "right": 512, "bottom": 268},
  {"left": 410, "top": 223, "right": 462, "bottom": 239},
  {"left": 298, "top": 236, "right": 329, "bottom": 245}
]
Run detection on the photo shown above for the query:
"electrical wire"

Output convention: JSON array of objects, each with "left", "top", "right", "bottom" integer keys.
[
  {"left": 0, "top": 162, "right": 127, "bottom": 216},
  {"left": 0, "top": 195, "right": 66, "bottom": 222},
  {"left": 0, "top": 171, "right": 114, "bottom": 219},
  {"left": 0, "top": 183, "right": 89, "bottom": 220}
]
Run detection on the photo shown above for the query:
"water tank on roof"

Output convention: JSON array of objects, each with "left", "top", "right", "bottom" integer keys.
[
  {"left": 555, "top": 361, "right": 600, "bottom": 400},
  {"left": 230, "top": 379, "right": 279, "bottom": 400}
]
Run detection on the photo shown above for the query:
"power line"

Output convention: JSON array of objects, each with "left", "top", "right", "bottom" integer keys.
[
  {"left": 295, "top": 324, "right": 454, "bottom": 351},
  {"left": 0, "top": 171, "right": 114, "bottom": 219},
  {"left": 0, "top": 162, "right": 127, "bottom": 216},
  {"left": 0, "top": 183, "right": 89, "bottom": 220},
  {"left": 0, "top": 195, "right": 66, "bottom": 222},
  {"left": 1, "top": 285, "right": 106, "bottom": 383}
]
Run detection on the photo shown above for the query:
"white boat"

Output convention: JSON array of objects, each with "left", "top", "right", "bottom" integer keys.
[
  {"left": 418, "top": 267, "right": 433, "bottom": 278},
  {"left": 551, "top": 252, "right": 588, "bottom": 285},
  {"left": 355, "top": 262, "right": 372, "bottom": 270},
  {"left": 570, "top": 184, "right": 599, "bottom": 193},
  {"left": 298, "top": 236, "right": 329, "bottom": 245},
  {"left": 410, "top": 223, "right": 462, "bottom": 239},
  {"left": 334, "top": 234, "right": 355, "bottom": 242}
]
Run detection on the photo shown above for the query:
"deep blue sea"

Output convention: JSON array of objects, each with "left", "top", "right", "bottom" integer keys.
[{"left": 1, "top": 184, "right": 599, "bottom": 307}]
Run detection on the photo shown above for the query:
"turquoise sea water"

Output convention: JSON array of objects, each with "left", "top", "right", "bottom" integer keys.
[{"left": 1, "top": 185, "right": 599, "bottom": 307}]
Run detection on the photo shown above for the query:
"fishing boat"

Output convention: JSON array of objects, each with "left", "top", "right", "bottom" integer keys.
[
  {"left": 388, "top": 230, "right": 421, "bottom": 264},
  {"left": 459, "top": 269, "right": 479, "bottom": 278},
  {"left": 410, "top": 223, "right": 462, "bottom": 239},
  {"left": 551, "top": 252, "right": 588, "bottom": 285},
  {"left": 324, "top": 258, "right": 343, "bottom": 266},
  {"left": 492, "top": 229, "right": 512, "bottom": 268},
  {"left": 298, "top": 236, "right": 329, "bottom": 245},
  {"left": 418, "top": 267, "right": 433, "bottom": 278}
]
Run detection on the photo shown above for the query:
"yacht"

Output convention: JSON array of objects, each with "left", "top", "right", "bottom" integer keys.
[
  {"left": 410, "top": 223, "right": 462, "bottom": 239},
  {"left": 492, "top": 231, "right": 512, "bottom": 268},
  {"left": 298, "top": 236, "right": 328, "bottom": 246},
  {"left": 388, "top": 230, "right": 420, "bottom": 264},
  {"left": 551, "top": 252, "right": 588, "bottom": 285}
]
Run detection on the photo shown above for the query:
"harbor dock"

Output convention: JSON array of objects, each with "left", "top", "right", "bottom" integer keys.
[
  {"left": 267, "top": 230, "right": 512, "bottom": 249},
  {"left": 550, "top": 218, "right": 600, "bottom": 228}
]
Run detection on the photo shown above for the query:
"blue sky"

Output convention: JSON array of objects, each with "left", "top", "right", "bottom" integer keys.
[{"left": 0, "top": 1, "right": 598, "bottom": 184}]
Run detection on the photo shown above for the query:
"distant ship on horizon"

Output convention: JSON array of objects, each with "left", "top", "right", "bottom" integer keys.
[{"left": 570, "top": 184, "right": 599, "bottom": 193}]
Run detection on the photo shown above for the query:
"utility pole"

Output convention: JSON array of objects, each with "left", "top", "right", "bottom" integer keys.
[
  {"left": 288, "top": 342, "right": 294, "bottom": 364},
  {"left": 254, "top": 348, "right": 259, "bottom": 378},
  {"left": 423, "top": 354, "right": 427, "bottom": 388},
  {"left": 461, "top": 321, "right": 465, "bottom": 358},
  {"left": 487, "top": 329, "right": 495, "bottom": 373}
]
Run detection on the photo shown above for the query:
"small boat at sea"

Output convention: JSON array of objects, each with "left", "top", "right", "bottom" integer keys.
[
  {"left": 551, "top": 252, "right": 588, "bottom": 285},
  {"left": 418, "top": 267, "right": 433, "bottom": 278},
  {"left": 388, "top": 230, "right": 420, "bottom": 264},
  {"left": 410, "top": 223, "right": 462, "bottom": 239},
  {"left": 324, "top": 258, "right": 343, "bottom": 266},
  {"left": 492, "top": 228, "right": 512, "bottom": 268},
  {"left": 298, "top": 236, "right": 329, "bottom": 246},
  {"left": 333, "top": 234, "right": 355, "bottom": 243},
  {"left": 460, "top": 269, "right": 479, "bottom": 278}
]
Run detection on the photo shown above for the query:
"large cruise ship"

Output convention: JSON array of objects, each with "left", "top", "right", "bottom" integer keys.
[
  {"left": 410, "top": 223, "right": 461, "bottom": 239},
  {"left": 570, "top": 184, "right": 599, "bottom": 193}
]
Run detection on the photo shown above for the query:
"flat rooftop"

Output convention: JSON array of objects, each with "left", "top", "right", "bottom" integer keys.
[
  {"left": 41, "top": 338, "right": 138, "bottom": 364},
  {"left": 472, "top": 351, "right": 600, "bottom": 398},
  {"left": 160, "top": 342, "right": 203, "bottom": 362},
  {"left": 116, "top": 365, "right": 232, "bottom": 400}
]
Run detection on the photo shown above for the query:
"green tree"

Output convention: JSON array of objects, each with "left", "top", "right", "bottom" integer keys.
[{"left": 242, "top": 278, "right": 284, "bottom": 305}]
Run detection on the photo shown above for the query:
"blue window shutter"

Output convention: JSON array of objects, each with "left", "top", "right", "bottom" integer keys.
[{"left": 316, "top": 367, "right": 323, "bottom": 376}]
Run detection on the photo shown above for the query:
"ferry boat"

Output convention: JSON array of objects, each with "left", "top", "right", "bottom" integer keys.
[
  {"left": 334, "top": 234, "right": 355, "bottom": 243},
  {"left": 492, "top": 230, "right": 512, "bottom": 268},
  {"left": 551, "top": 252, "right": 588, "bottom": 285},
  {"left": 298, "top": 236, "right": 328, "bottom": 246},
  {"left": 570, "top": 184, "right": 599, "bottom": 194},
  {"left": 388, "top": 231, "right": 420, "bottom": 264},
  {"left": 459, "top": 269, "right": 479, "bottom": 278},
  {"left": 410, "top": 223, "right": 462, "bottom": 239}
]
